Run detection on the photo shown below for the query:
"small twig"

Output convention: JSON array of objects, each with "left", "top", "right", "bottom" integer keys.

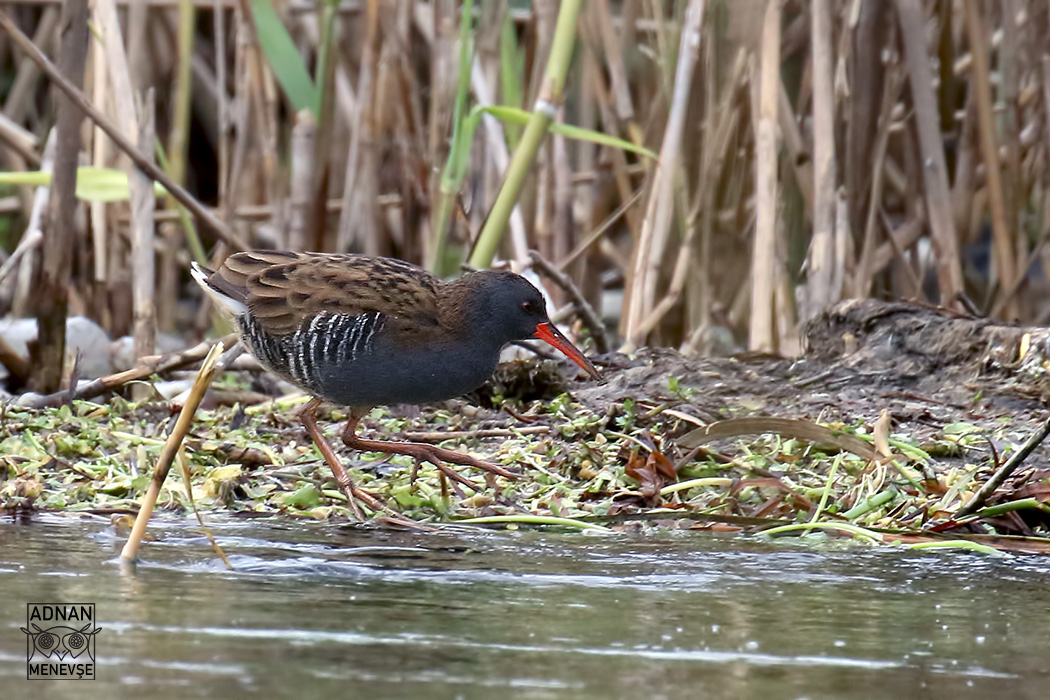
[
  {"left": 529, "top": 250, "right": 609, "bottom": 353},
  {"left": 954, "top": 414, "right": 1050, "bottom": 519},
  {"left": 792, "top": 368, "right": 837, "bottom": 388},
  {"left": 0, "top": 10, "right": 247, "bottom": 250},
  {"left": 555, "top": 187, "right": 644, "bottom": 271},
  {"left": 14, "top": 333, "right": 238, "bottom": 408}
]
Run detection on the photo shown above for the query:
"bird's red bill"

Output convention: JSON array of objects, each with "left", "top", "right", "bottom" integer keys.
[{"left": 533, "top": 322, "right": 602, "bottom": 380}]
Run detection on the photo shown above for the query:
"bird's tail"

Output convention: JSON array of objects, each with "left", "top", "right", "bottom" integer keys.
[{"left": 191, "top": 261, "right": 247, "bottom": 316}]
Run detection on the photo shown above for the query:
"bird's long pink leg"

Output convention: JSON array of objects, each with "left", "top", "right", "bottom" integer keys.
[
  {"left": 341, "top": 413, "right": 518, "bottom": 491},
  {"left": 300, "top": 398, "right": 386, "bottom": 519}
]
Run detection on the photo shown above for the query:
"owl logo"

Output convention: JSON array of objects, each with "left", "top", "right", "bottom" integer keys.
[{"left": 21, "top": 622, "right": 101, "bottom": 663}]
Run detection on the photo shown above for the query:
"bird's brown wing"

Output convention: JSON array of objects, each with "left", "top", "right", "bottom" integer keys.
[{"left": 212, "top": 250, "right": 440, "bottom": 336}]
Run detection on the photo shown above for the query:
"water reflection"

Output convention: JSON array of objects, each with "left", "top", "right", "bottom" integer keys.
[{"left": 1, "top": 515, "right": 1047, "bottom": 699}]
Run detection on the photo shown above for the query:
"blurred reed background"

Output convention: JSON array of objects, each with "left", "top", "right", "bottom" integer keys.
[{"left": 0, "top": 0, "right": 1049, "bottom": 394}]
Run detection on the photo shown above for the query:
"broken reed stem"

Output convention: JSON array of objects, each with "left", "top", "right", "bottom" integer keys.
[
  {"left": 0, "top": 10, "right": 247, "bottom": 250},
  {"left": 120, "top": 341, "right": 226, "bottom": 563},
  {"left": 955, "top": 413, "right": 1050, "bottom": 519},
  {"left": 177, "top": 448, "right": 233, "bottom": 569}
]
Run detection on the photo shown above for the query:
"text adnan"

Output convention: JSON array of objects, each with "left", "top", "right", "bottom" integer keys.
[{"left": 28, "top": 606, "right": 94, "bottom": 622}]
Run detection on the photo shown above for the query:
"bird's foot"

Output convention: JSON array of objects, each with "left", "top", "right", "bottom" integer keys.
[
  {"left": 301, "top": 398, "right": 413, "bottom": 522},
  {"left": 343, "top": 433, "right": 517, "bottom": 492},
  {"left": 332, "top": 475, "right": 386, "bottom": 516}
]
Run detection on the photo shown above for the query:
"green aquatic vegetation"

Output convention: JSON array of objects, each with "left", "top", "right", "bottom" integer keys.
[{"left": 0, "top": 388, "right": 1043, "bottom": 556}]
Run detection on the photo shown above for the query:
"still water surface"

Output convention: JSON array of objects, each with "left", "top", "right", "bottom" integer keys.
[{"left": 0, "top": 515, "right": 1047, "bottom": 699}]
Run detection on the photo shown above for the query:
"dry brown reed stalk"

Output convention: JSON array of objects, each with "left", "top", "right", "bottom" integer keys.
[
  {"left": 131, "top": 92, "right": 157, "bottom": 384},
  {"left": 748, "top": 0, "right": 780, "bottom": 353},
  {"left": 234, "top": 3, "right": 282, "bottom": 240},
  {"left": 854, "top": 66, "right": 904, "bottom": 297},
  {"left": 94, "top": 0, "right": 156, "bottom": 369},
  {"left": 337, "top": 0, "right": 380, "bottom": 255},
  {"left": 804, "top": 0, "right": 839, "bottom": 322},
  {"left": 89, "top": 23, "right": 110, "bottom": 286},
  {"left": 621, "top": 0, "right": 705, "bottom": 352},
  {"left": 895, "top": 0, "right": 963, "bottom": 306},
  {"left": 288, "top": 110, "right": 317, "bottom": 250},
  {"left": 965, "top": 0, "right": 1019, "bottom": 317},
  {"left": 578, "top": 16, "right": 640, "bottom": 240},
  {"left": 32, "top": 0, "right": 87, "bottom": 394}
]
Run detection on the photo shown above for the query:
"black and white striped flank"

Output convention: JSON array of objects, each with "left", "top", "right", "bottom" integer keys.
[{"left": 238, "top": 310, "right": 386, "bottom": 391}]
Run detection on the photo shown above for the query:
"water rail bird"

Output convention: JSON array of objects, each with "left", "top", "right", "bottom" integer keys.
[{"left": 192, "top": 250, "right": 601, "bottom": 516}]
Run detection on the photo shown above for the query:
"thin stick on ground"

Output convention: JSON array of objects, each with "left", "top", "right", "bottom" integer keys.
[
  {"left": 15, "top": 333, "right": 239, "bottom": 408},
  {"left": 954, "top": 414, "right": 1050, "bottom": 519}
]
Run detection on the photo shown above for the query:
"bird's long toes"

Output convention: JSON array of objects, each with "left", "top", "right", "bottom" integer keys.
[
  {"left": 427, "top": 458, "right": 482, "bottom": 492},
  {"left": 426, "top": 447, "right": 518, "bottom": 480}
]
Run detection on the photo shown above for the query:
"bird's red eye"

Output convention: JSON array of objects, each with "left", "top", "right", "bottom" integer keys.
[{"left": 522, "top": 301, "right": 535, "bottom": 313}]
